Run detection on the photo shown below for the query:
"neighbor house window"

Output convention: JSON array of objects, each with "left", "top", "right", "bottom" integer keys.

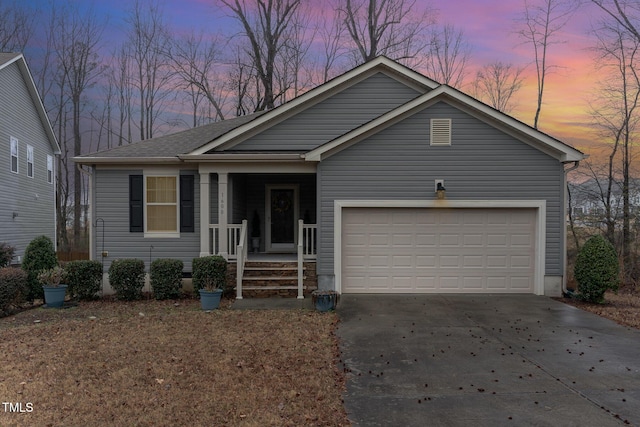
[
  {"left": 145, "top": 175, "right": 178, "bottom": 233},
  {"left": 47, "top": 155, "right": 53, "bottom": 184},
  {"left": 27, "top": 145, "right": 34, "bottom": 178},
  {"left": 10, "top": 137, "right": 18, "bottom": 173},
  {"left": 430, "top": 118, "right": 452, "bottom": 146}
]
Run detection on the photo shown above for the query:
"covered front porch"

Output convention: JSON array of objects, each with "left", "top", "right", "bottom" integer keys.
[{"left": 197, "top": 171, "right": 317, "bottom": 299}]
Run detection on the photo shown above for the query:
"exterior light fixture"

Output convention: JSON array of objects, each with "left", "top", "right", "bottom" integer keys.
[{"left": 436, "top": 182, "right": 446, "bottom": 200}]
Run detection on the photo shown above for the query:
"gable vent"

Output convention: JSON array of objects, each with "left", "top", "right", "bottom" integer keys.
[{"left": 430, "top": 118, "right": 452, "bottom": 146}]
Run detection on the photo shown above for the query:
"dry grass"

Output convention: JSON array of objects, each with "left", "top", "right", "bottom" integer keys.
[
  {"left": 558, "top": 286, "right": 640, "bottom": 330},
  {"left": 0, "top": 299, "right": 350, "bottom": 427}
]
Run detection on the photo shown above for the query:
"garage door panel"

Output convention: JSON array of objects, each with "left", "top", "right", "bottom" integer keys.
[{"left": 342, "top": 207, "right": 536, "bottom": 293}]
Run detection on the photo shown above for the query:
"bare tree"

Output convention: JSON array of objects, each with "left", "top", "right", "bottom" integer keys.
[
  {"left": 48, "top": 3, "right": 105, "bottom": 249},
  {"left": 169, "top": 31, "right": 228, "bottom": 125},
  {"left": 426, "top": 24, "right": 471, "bottom": 87},
  {"left": 336, "top": 0, "right": 435, "bottom": 66},
  {"left": 472, "top": 61, "right": 525, "bottom": 114},
  {"left": 591, "top": 0, "right": 640, "bottom": 44},
  {"left": 516, "top": 0, "right": 577, "bottom": 129},
  {"left": 125, "top": 0, "right": 173, "bottom": 139},
  {"left": 0, "top": 1, "right": 34, "bottom": 52},
  {"left": 219, "top": 0, "right": 303, "bottom": 111},
  {"left": 589, "top": 16, "right": 640, "bottom": 279},
  {"left": 316, "top": 9, "right": 348, "bottom": 84}
]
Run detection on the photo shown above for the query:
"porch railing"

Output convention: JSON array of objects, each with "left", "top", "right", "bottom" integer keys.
[
  {"left": 297, "top": 220, "right": 318, "bottom": 300},
  {"left": 210, "top": 223, "right": 243, "bottom": 259},
  {"left": 236, "top": 220, "right": 248, "bottom": 300}
]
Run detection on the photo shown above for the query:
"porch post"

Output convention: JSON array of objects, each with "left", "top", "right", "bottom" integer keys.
[
  {"left": 218, "top": 172, "right": 229, "bottom": 259},
  {"left": 199, "top": 171, "right": 210, "bottom": 257}
]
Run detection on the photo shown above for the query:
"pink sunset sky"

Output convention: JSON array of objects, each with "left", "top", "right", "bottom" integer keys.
[{"left": 27, "top": 0, "right": 607, "bottom": 156}]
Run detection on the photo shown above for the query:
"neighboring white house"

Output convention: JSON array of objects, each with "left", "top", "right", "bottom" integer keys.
[{"left": 0, "top": 53, "right": 60, "bottom": 263}]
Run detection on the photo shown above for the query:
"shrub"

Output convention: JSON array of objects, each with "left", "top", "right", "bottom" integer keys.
[
  {"left": 108, "top": 259, "right": 145, "bottom": 301},
  {"left": 574, "top": 235, "right": 620, "bottom": 304},
  {"left": 22, "top": 235, "right": 57, "bottom": 301},
  {"left": 150, "top": 259, "right": 184, "bottom": 300},
  {"left": 0, "top": 267, "right": 27, "bottom": 313},
  {"left": 65, "top": 260, "right": 103, "bottom": 300},
  {"left": 0, "top": 243, "right": 15, "bottom": 268},
  {"left": 192, "top": 256, "right": 227, "bottom": 295}
]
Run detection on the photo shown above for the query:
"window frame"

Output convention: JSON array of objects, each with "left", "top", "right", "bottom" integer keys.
[
  {"left": 26, "top": 145, "right": 34, "bottom": 178},
  {"left": 143, "top": 172, "right": 180, "bottom": 238},
  {"left": 47, "top": 155, "right": 54, "bottom": 184},
  {"left": 10, "top": 137, "right": 18, "bottom": 174}
]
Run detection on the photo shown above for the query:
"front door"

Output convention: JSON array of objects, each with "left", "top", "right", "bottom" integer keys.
[{"left": 266, "top": 185, "right": 298, "bottom": 252}]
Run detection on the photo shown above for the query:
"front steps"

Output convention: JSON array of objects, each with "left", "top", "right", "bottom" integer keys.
[{"left": 235, "top": 260, "right": 317, "bottom": 298}]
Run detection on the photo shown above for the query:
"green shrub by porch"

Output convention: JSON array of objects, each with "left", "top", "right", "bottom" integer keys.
[
  {"left": 109, "top": 259, "right": 145, "bottom": 301},
  {"left": 150, "top": 259, "right": 184, "bottom": 300},
  {"left": 192, "top": 256, "right": 227, "bottom": 295},
  {"left": 22, "top": 235, "right": 58, "bottom": 301},
  {"left": 65, "top": 260, "right": 103, "bottom": 300},
  {"left": 0, "top": 243, "right": 15, "bottom": 268},
  {"left": 0, "top": 267, "right": 27, "bottom": 313},
  {"left": 574, "top": 235, "right": 619, "bottom": 304}
]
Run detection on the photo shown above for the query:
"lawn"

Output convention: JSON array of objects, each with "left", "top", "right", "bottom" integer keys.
[{"left": 0, "top": 299, "right": 350, "bottom": 427}]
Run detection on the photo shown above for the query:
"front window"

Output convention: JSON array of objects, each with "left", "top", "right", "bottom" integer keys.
[
  {"left": 146, "top": 176, "right": 178, "bottom": 233},
  {"left": 27, "top": 145, "right": 34, "bottom": 178},
  {"left": 10, "top": 137, "right": 18, "bottom": 173}
]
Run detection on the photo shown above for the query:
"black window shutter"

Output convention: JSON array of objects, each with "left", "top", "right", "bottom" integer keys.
[
  {"left": 180, "top": 174, "right": 195, "bottom": 233},
  {"left": 129, "top": 175, "right": 144, "bottom": 232}
]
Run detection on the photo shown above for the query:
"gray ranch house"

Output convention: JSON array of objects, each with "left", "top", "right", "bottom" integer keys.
[
  {"left": 1, "top": 53, "right": 60, "bottom": 263},
  {"left": 74, "top": 57, "right": 584, "bottom": 298}
]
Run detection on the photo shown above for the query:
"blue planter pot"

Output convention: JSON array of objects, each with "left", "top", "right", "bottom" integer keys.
[
  {"left": 43, "top": 285, "right": 68, "bottom": 308},
  {"left": 312, "top": 292, "right": 339, "bottom": 312},
  {"left": 199, "top": 289, "right": 223, "bottom": 310}
]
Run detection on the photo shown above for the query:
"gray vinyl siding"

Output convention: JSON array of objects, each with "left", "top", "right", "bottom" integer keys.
[
  {"left": 317, "top": 101, "right": 564, "bottom": 277},
  {"left": 231, "top": 72, "right": 422, "bottom": 151},
  {"left": 0, "top": 61, "right": 56, "bottom": 261},
  {"left": 94, "top": 168, "right": 200, "bottom": 272}
]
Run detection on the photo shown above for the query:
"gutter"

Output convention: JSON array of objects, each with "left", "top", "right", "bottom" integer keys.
[{"left": 563, "top": 160, "right": 581, "bottom": 296}]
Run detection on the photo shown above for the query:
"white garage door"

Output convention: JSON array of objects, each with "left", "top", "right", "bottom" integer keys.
[{"left": 342, "top": 207, "right": 536, "bottom": 293}]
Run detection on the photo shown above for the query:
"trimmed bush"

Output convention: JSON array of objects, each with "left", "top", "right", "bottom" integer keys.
[
  {"left": 0, "top": 267, "right": 27, "bottom": 313},
  {"left": 574, "top": 235, "right": 620, "bottom": 304},
  {"left": 66, "top": 260, "right": 103, "bottom": 300},
  {"left": 22, "top": 235, "right": 57, "bottom": 301},
  {"left": 0, "top": 243, "right": 15, "bottom": 268},
  {"left": 192, "top": 256, "right": 227, "bottom": 295},
  {"left": 108, "top": 259, "right": 145, "bottom": 301},
  {"left": 150, "top": 259, "right": 184, "bottom": 300}
]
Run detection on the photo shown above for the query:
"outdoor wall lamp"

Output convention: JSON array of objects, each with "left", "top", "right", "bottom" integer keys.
[
  {"left": 436, "top": 181, "right": 446, "bottom": 200},
  {"left": 12, "top": 212, "right": 18, "bottom": 219}
]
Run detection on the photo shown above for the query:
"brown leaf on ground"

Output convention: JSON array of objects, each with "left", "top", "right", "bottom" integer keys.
[
  {"left": 0, "top": 299, "right": 350, "bottom": 427},
  {"left": 556, "top": 286, "right": 640, "bottom": 330}
]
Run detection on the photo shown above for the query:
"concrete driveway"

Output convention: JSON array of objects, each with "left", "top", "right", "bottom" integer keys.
[{"left": 337, "top": 295, "right": 640, "bottom": 426}]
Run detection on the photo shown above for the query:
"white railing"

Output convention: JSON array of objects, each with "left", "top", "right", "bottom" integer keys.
[
  {"left": 302, "top": 223, "right": 317, "bottom": 259},
  {"left": 236, "top": 219, "right": 248, "bottom": 300},
  {"left": 210, "top": 223, "right": 243, "bottom": 259},
  {"left": 297, "top": 220, "right": 318, "bottom": 300}
]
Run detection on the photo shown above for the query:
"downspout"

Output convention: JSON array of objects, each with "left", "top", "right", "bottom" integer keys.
[{"left": 563, "top": 161, "right": 580, "bottom": 296}]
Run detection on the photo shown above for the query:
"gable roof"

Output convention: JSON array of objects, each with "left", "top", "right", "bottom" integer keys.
[
  {"left": 0, "top": 53, "right": 60, "bottom": 155},
  {"left": 74, "top": 112, "right": 267, "bottom": 164},
  {"left": 186, "top": 56, "right": 440, "bottom": 156},
  {"left": 304, "top": 84, "right": 585, "bottom": 163}
]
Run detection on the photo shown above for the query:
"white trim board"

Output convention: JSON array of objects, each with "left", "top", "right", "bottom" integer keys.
[{"left": 333, "top": 200, "right": 547, "bottom": 295}]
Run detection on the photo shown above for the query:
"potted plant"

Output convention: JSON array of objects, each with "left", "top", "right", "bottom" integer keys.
[
  {"left": 193, "top": 256, "right": 227, "bottom": 310},
  {"left": 251, "top": 209, "right": 261, "bottom": 253},
  {"left": 38, "top": 266, "right": 68, "bottom": 308},
  {"left": 198, "top": 278, "right": 223, "bottom": 310},
  {"left": 311, "top": 290, "right": 339, "bottom": 312}
]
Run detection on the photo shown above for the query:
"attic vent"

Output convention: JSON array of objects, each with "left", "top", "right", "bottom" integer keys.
[{"left": 430, "top": 118, "right": 452, "bottom": 146}]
